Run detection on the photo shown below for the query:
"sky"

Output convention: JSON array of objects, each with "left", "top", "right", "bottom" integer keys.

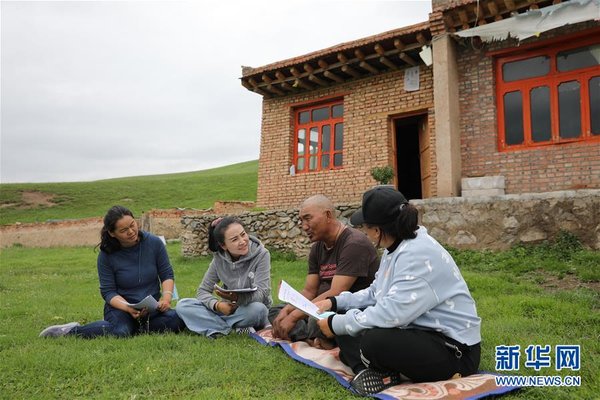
[{"left": 0, "top": 0, "right": 431, "bottom": 183}]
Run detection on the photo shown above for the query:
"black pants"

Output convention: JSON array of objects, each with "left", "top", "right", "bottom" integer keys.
[{"left": 336, "top": 328, "right": 480, "bottom": 383}]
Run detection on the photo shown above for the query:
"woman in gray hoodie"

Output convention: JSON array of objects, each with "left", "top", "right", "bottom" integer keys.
[{"left": 176, "top": 217, "right": 272, "bottom": 337}]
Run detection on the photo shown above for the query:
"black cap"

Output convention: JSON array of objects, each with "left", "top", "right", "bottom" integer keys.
[{"left": 350, "top": 187, "right": 408, "bottom": 226}]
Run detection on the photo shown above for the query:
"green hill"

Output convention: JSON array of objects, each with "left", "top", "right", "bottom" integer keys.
[{"left": 0, "top": 160, "right": 258, "bottom": 225}]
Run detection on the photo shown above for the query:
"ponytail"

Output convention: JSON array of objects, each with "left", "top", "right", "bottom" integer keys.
[{"left": 368, "top": 203, "right": 418, "bottom": 242}]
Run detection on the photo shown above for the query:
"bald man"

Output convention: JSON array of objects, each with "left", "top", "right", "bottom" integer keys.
[{"left": 270, "top": 195, "right": 379, "bottom": 342}]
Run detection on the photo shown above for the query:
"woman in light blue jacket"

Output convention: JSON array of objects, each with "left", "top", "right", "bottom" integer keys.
[{"left": 316, "top": 187, "right": 481, "bottom": 395}]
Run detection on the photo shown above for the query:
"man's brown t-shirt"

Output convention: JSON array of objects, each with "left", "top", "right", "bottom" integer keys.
[{"left": 308, "top": 226, "right": 379, "bottom": 296}]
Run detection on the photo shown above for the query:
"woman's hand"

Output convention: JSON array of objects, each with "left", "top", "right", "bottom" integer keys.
[
  {"left": 216, "top": 301, "right": 238, "bottom": 316},
  {"left": 315, "top": 299, "right": 332, "bottom": 314},
  {"left": 127, "top": 306, "right": 147, "bottom": 319},
  {"left": 215, "top": 288, "right": 238, "bottom": 303},
  {"left": 157, "top": 297, "right": 171, "bottom": 312},
  {"left": 317, "top": 317, "right": 335, "bottom": 338}
]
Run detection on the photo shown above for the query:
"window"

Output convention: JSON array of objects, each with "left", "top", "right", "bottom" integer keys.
[
  {"left": 496, "top": 36, "right": 600, "bottom": 151},
  {"left": 294, "top": 100, "right": 343, "bottom": 173}
]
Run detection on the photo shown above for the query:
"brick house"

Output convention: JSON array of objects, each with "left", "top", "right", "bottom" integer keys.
[{"left": 241, "top": 0, "right": 600, "bottom": 209}]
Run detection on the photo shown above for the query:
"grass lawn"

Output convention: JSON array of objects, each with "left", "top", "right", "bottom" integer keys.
[
  {"left": 0, "top": 160, "right": 258, "bottom": 225},
  {"left": 1, "top": 241, "right": 598, "bottom": 399}
]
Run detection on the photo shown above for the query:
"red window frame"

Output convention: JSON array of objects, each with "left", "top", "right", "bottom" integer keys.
[
  {"left": 495, "top": 32, "right": 600, "bottom": 151},
  {"left": 293, "top": 100, "right": 343, "bottom": 173}
]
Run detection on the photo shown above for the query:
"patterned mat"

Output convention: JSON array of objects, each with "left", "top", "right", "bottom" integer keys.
[{"left": 250, "top": 328, "right": 520, "bottom": 399}]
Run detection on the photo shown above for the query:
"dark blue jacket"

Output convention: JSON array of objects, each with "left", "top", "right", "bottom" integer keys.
[{"left": 97, "top": 231, "right": 174, "bottom": 304}]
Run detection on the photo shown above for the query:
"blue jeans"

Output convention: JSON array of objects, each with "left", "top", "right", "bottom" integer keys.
[
  {"left": 69, "top": 303, "right": 184, "bottom": 338},
  {"left": 176, "top": 298, "right": 268, "bottom": 337}
]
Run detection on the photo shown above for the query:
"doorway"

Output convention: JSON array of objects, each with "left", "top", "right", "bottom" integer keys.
[{"left": 393, "top": 114, "right": 429, "bottom": 200}]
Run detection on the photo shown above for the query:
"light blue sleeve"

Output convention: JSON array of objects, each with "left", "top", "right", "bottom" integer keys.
[{"left": 332, "top": 258, "right": 438, "bottom": 337}]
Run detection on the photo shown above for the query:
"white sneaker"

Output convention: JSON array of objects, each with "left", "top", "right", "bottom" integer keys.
[
  {"left": 234, "top": 327, "right": 256, "bottom": 335},
  {"left": 39, "top": 322, "right": 81, "bottom": 337}
]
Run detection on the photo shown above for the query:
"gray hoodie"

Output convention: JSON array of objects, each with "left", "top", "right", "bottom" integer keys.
[
  {"left": 196, "top": 235, "right": 272, "bottom": 311},
  {"left": 331, "top": 226, "right": 481, "bottom": 346}
]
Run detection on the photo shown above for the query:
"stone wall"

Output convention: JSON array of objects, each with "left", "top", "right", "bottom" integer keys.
[{"left": 181, "top": 190, "right": 600, "bottom": 257}]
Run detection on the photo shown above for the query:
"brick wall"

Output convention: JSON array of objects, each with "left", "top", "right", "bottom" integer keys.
[
  {"left": 456, "top": 22, "right": 600, "bottom": 195},
  {"left": 257, "top": 67, "right": 435, "bottom": 209}
]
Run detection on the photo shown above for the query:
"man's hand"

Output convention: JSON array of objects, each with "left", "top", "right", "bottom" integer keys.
[{"left": 272, "top": 314, "right": 298, "bottom": 340}]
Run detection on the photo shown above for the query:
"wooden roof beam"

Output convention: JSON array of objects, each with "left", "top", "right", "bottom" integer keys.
[
  {"left": 265, "top": 84, "right": 284, "bottom": 96},
  {"left": 302, "top": 63, "right": 328, "bottom": 86},
  {"left": 416, "top": 33, "right": 428, "bottom": 46},
  {"left": 337, "top": 52, "right": 349, "bottom": 64},
  {"left": 374, "top": 43, "right": 398, "bottom": 70},
  {"left": 308, "top": 74, "right": 328, "bottom": 87},
  {"left": 504, "top": 0, "right": 516, "bottom": 12},
  {"left": 399, "top": 52, "right": 418, "bottom": 66},
  {"left": 355, "top": 49, "right": 378, "bottom": 74},
  {"left": 242, "top": 79, "right": 270, "bottom": 97},
  {"left": 475, "top": 3, "right": 487, "bottom": 25},
  {"left": 443, "top": 14, "right": 457, "bottom": 31},
  {"left": 293, "top": 78, "right": 314, "bottom": 90},
  {"left": 380, "top": 56, "right": 398, "bottom": 70},
  {"left": 273, "top": 71, "right": 296, "bottom": 92},
  {"left": 341, "top": 64, "right": 361, "bottom": 78},
  {"left": 261, "top": 74, "right": 273, "bottom": 84},
  {"left": 487, "top": 1, "right": 503, "bottom": 21},
  {"left": 317, "top": 59, "right": 344, "bottom": 83},
  {"left": 393, "top": 39, "right": 405, "bottom": 51},
  {"left": 458, "top": 10, "right": 470, "bottom": 29}
]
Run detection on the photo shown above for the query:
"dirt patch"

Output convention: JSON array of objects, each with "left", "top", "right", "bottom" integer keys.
[
  {"left": 1, "top": 191, "right": 58, "bottom": 209},
  {"left": 537, "top": 272, "right": 600, "bottom": 292},
  {"left": 0, "top": 217, "right": 102, "bottom": 248}
]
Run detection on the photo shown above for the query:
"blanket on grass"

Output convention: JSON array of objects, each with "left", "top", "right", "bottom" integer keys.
[{"left": 249, "top": 328, "right": 520, "bottom": 399}]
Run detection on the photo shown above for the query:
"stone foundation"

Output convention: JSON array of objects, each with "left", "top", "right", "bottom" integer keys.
[{"left": 181, "top": 190, "right": 600, "bottom": 257}]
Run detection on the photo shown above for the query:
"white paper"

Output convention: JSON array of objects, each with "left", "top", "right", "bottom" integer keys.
[
  {"left": 121, "top": 295, "right": 159, "bottom": 311},
  {"left": 278, "top": 280, "right": 334, "bottom": 320},
  {"left": 214, "top": 283, "right": 258, "bottom": 293},
  {"left": 404, "top": 66, "right": 420, "bottom": 92}
]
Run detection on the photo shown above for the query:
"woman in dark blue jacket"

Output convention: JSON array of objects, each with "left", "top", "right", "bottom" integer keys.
[{"left": 40, "top": 205, "right": 184, "bottom": 338}]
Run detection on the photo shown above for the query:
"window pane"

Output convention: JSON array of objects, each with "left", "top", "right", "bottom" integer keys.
[
  {"left": 297, "top": 157, "right": 305, "bottom": 171},
  {"left": 502, "top": 56, "right": 550, "bottom": 82},
  {"left": 312, "top": 107, "right": 329, "bottom": 122},
  {"left": 557, "top": 44, "right": 600, "bottom": 72},
  {"left": 530, "top": 86, "right": 551, "bottom": 142},
  {"left": 334, "top": 123, "right": 343, "bottom": 151},
  {"left": 503, "top": 91, "right": 524, "bottom": 145},
  {"left": 321, "top": 154, "right": 330, "bottom": 169},
  {"left": 333, "top": 153, "right": 343, "bottom": 167},
  {"left": 309, "top": 156, "right": 317, "bottom": 170},
  {"left": 321, "top": 125, "right": 330, "bottom": 152},
  {"left": 299, "top": 111, "right": 309, "bottom": 124},
  {"left": 590, "top": 76, "right": 600, "bottom": 135},
  {"left": 297, "top": 129, "right": 305, "bottom": 155},
  {"left": 558, "top": 81, "right": 581, "bottom": 139},
  {"left": 332, "top": 104, "right": 343, "bottom": 118},
  {"left": 309, "top": 127, "right": 318, "bottom": 154}
]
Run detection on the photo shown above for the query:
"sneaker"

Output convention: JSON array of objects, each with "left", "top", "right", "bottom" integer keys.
[
  {"left": 39, "top": 322, "right": 81, "bottom": 338},
  {"left": 234, "top": 327, "right": 256, "bottom": 335},
  {"left": 350, "top": 368, "right": 401, "bottom": 395}
]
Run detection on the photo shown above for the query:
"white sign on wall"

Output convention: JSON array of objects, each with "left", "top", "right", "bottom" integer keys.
[{"left": 404, "top": 66, "right": 420, "bottom": 92}]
